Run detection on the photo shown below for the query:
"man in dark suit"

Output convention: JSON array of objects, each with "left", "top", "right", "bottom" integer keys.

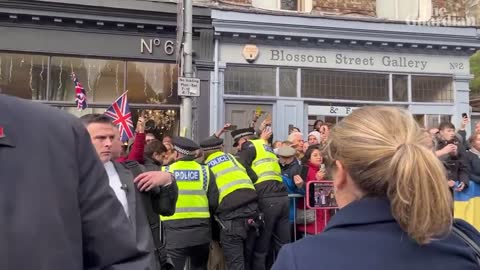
[
  {"left": 0, "top": 94, "right": 150, "bottom": 270},
  {"left": 80, "top": 113, "right": 177, "bottom": 270}
]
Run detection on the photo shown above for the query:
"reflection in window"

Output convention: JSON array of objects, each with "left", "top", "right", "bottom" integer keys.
[
  {"left": 50, "top": 57, "right": 125, "bottom": 103},
  {"left": 392, "top": 75, "right": 408, "bottom": 102},
  {"left": 56, "top": 106, "right": 108, "bottom": 118},
  {"left": 280, "top": 68, "right": 297, "bottom": 97},
  {"left": 281, "top": 0, "right": 298, "bottom": 11},
  {"left": 56, "top": 107, "right": 179, "bottom": 139},
  {"left": 134, "top": 109, "right": 179, "bottom": 138},
  {"left": 301, "top": 69, "right": 389, "bottom": 101},
  {"left": 412, "top": 75, "right": 453, "bottom": 102},
  {"left": 126, "top": 62, "right": 179, "bottom": 104},
  {"left": 224, "top": 66, "right": 276, "bottom": 96},
  {"left": 0, "top": 53, "right": 48, "bottom": 100}
]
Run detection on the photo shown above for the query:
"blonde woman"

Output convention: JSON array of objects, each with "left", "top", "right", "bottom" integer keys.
[{"left": 272, "top": 107, "right": 480, "bottom": 270}]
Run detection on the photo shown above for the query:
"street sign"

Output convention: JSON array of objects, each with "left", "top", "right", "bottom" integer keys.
[{"left": 178, "top": 77, "right": 200, "bottom": 96}]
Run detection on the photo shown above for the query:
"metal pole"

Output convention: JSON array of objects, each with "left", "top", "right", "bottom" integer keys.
[{"left": 181, "top": 0, "right": 193, "bottom": 138}]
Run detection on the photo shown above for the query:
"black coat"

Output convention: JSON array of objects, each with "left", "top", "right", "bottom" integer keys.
[
  {"left": 465, "top": 150, "right": 480, "bottom": 184},
  {"left": 435, "top": 137, "right": 470, "bottom": 186},
  {"left": 0, "top": 95, "right": 150, "bottom": 270},
  {"left": 273, "top": 197, "right": 480, "bottom": 270}
]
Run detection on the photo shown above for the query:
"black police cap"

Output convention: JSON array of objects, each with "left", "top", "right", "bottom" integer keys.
[
  {"left": 200, "top": 137, "right": 224, "bottom": 151},
  {"left": 231, "top": 127, "right": 255, "bottom": 147},
  {"left": 172, "top": 136, "right": 200, "bottom": 156}
]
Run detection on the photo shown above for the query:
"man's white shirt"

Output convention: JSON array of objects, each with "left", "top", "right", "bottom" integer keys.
[{"left": 104, "top": 161, "right": 129, "bottom": 217}]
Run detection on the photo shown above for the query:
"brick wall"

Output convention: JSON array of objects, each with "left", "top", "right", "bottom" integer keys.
[
  {"left": 312, "top": 0, "right": 376, "bottom": 16},
  {"left": 216, "top": 0, "right": 252, "bottom": 5},
  {"left": 432, "top": 0, "right": 467, "bottom": 17}
]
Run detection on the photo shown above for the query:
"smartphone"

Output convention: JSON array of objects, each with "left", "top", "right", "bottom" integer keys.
[
  {"left": 265, "top": 126, "right": 272, "bottom": 133},
  {"left": 306, "top": 181, "right": 338, "bottom": 209},
  {"left": 462, "top": 113, "right": 468, "bottom": 119},
  {"left": 224, "top": 125, "right": 237, "bottom": 131}
]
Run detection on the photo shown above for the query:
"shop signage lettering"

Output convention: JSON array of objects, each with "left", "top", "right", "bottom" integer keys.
[
  {"left": 220, "top": 44, "right": 471, "bottom": 75},
  {"left": 270, "top": 50, "right": 429, "bottom": 71},
  {"left": 308, "top": 105, "right": 358, "bottom": 116},
  {"left": 140, "top": 38, "right": 175, "bottom": 55}
]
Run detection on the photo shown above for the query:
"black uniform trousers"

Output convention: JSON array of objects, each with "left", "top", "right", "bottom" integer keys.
[
  {"left": 220, "top": 218, "right": 257, "bottom": 270},
  {"left": 167, "top": 244, "right": 209, "bottom": 270},
  {"left": 251, "top": 196, "right": 290, "bottom": 270}
]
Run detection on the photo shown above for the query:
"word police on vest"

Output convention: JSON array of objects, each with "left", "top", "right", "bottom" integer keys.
[
  {"left": 174, "top": 170, "right": 200, "bottom": 181},
  {"left": 207, "top": 155, "right": 230, "bottom": 167}
]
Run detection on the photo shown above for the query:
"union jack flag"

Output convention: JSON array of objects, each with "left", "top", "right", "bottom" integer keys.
[
  {"left": 72, "top": 73, "right": 87, "bottom": 110},
  {"left": 104, "top": 92, "right": 135, "bottom": 142}
]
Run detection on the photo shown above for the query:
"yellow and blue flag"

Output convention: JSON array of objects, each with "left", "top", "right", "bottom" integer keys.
[{"left": 454, "top": 181, "right": 480, "bottom": 231}]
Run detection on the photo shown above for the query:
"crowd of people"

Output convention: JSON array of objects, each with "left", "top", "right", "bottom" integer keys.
[{"left": 2, "top": 93, "right": 480, "bottom": 270}]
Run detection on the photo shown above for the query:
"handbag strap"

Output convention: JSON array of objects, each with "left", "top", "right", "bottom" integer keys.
[{"left": 452, "top": 225, "right": 480, "bottom": 265}]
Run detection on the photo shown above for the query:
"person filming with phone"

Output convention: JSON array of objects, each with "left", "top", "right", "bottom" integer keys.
[
  {"left": 272, "top": 106, "right": 480, "bottom": 270},
  {"left": 434, "top": 122, "right": 469, "bottom": 193}
]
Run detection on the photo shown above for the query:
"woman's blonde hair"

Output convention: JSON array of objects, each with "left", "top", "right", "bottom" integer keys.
[{"left": 324, "top": 106, "right": 452, "bottom": 244}]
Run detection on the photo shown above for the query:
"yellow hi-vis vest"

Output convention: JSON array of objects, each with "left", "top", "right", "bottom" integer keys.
[
  {"left": 205, "top": 151, "right": 255, "bottom": 204},
  {"left": 160, "top": 160, "right": 210, "bottom": 221},
  {"left": 250, "top": 139, "right": 282, "bottom": 185}
]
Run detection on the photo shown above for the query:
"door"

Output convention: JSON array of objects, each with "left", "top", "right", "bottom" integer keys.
[{"left": 224, "top": 103, "right": 273, "bottom": 154}]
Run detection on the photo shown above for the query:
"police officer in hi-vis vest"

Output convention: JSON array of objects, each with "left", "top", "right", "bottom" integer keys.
[
  {"left": 200, "top": 136, "right": 260, "bottom": 270},
  {"left": 232, "top": 128, "right": 290, "bottom": 270},
  {"left": 160, "top": 136, "right": 218, "bottom": 270}
]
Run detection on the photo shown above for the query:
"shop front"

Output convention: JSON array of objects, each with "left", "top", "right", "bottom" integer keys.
[
  {"left": 0, "top": 0, "right": 212, "bottom": 140},
  {"left": 211, "top": 9, "right": 479, "bottom": 150}
]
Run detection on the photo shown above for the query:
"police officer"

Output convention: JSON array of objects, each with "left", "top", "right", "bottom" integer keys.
[
  {"left": 200, "top": 136, "right": 260, "bottom": 270},
  {"left": 160, "top": 136, "right": 218, "bottom": 270},
  {"left": 232, "top": 128, "right": 290, "bottom": 270}
]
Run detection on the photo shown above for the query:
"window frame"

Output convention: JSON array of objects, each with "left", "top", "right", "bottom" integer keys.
[
  {"left": 223, "top": 64, "right": 455, "bottom": 105},
  {"left": 277, "top": 0, "right": 312, "bottom": 12}
]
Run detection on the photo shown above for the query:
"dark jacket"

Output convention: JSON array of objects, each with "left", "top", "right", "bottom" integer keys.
[
  {"left": 280, "top": 159, "right": 302, "bottom": 179},
  {"left": 465, "top": 150, "right": 480, "bottom": 184},
  {"left": 435, "top": 137, "right": 469, "bottom": 186},
  {"left": 237, "top": 141, "right": 287, "bottom": 198},
  {"left": 161, "top": 157, "right": 219, "bottom": 249},
  {"left": 113, "top": 162, "right": 160, "bottom": 269},
  {"left": 280, "top": 160, "right": 304, "bottom": 223},
  {"left": 273, "top": 197, "right": 480, "bottom": 270},
  {"left": 0, "top": 94, "right": 150, "bottom": 270},
  {"left": 143, "top": 156, "right": 162, "bottom": 171}
]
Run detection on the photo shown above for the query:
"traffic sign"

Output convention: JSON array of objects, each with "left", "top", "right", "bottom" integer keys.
[{"left": 178, "top": 77, "right": 200, "bottom": 96}]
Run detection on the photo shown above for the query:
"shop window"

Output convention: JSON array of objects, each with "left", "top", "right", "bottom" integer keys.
[
  {"left": 377, "top": 0, "right": 432, "bottom": 21},
  {"left": 0, "top": 53, "right": 48, "bottom": 100},
  {"left": 252, "top": 0, "right": 312, "bottom": 12},
  {"left": 301, "top": 69, "right": 389, "bottom": 101},
  {"left": 392, "top": 74, "right": 408, "bottom": 102},
  {"left": 126, "top": 62, "right": 179, "bottom": 104},
  {"left": 224, "top": 66, "right": 276, "bottom": 96},
  {"left": 411, "top": 75, "right": 453, "bottom": 102},
  {"left": 280, "top": 0, "right": 298, "bottom": 11},
  {"left": 414, "top": 114, "right": 452, "bottom": 128},
  {"left": 279, "top": 68, "right": 297, "bottom": 97},
  {"left": 50, "top": 57, "right": 125, "bottom": 103},
  {"left": 56, "top": 107, "right": 179, "bottom": 139}
]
